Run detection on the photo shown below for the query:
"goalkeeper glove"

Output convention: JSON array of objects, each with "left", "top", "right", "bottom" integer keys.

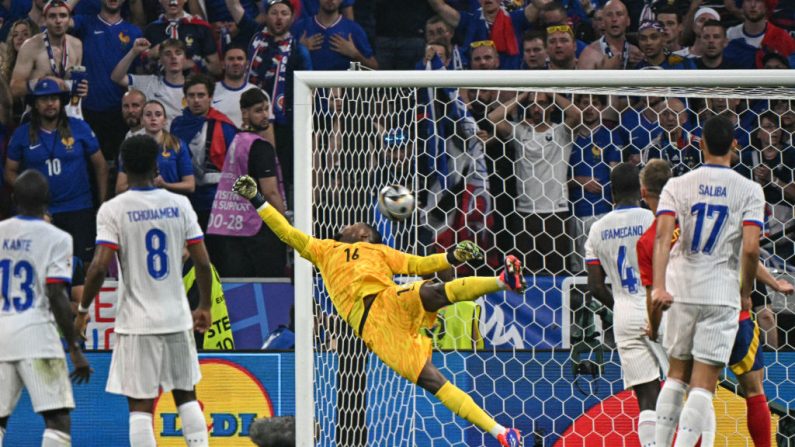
[
  {"left": 447, "top": 240, "right": 483, "bottom": 264},
  {"left": 233, "top": 175, "right": 266, "bottom": 209}
]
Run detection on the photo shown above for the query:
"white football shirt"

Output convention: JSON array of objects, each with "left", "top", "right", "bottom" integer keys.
[
  {"left": 96, "top": 187, "right": 203, "bottom": 334},
  {"left": 0, "top": 217, "right": 72, "bottom": 361},
  {"left": 657, "top": 164, "right": 765, "bottom": 308},
  {"left": 585, "top": 206, "right": 654, "bottom": 340},
  {"left": 128, "top": 75, "right": 185, "bottom": 127},
  {"left": 213, "top": 81, "right": 257, "bottom": 128}
]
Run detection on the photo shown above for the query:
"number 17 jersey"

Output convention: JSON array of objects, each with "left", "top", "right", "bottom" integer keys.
[
  {"left": 657, "top": 165, "right": 765, "bottom": 308},
  {"left": 96, "top": 187, "right": 204, "bottom": 334}
]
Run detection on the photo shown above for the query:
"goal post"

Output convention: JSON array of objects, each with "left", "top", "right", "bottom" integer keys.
[{"left": 293, "top": 70, "right": 795, "bottom": 447}]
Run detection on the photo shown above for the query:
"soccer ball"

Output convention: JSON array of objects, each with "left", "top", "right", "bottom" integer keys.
[{"left": 377, "top": 185, "right": 415, "bottom": 221}]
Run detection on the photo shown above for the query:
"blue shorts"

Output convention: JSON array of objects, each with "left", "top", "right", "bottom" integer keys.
[{"left": 729, "top": 311, "right": 764, "bottom": 376}]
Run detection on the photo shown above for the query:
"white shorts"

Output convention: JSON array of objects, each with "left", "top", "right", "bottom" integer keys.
[
  {"left": 663, "top": 302, "right": 739, "bottom": 366},
  {"left": 616, "top": 337, "right": 668, "bottom": 389},
  {"left": 0, "top": 358, "right": 74, "bottom": 417},
  {"left": 106, "top": 331, "right": 201, "bottom": 399}
]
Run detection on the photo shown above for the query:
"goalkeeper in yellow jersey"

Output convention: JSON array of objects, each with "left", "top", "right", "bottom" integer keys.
[{"left": 234, "top": 175, "right": 525, "bottom": 447}]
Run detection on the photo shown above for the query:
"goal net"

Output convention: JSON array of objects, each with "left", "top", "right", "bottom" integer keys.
[{"left": 293, "top": 70, "right": 795, "bottom": 447}]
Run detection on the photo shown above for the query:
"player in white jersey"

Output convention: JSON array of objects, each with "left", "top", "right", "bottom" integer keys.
[
  {"left": 652, "top": 116, "right": 765, "bottom": 447},
  {"left": 0, "top": 170, "right": 91, "bottom": 447},
  {"left": 585, "top": 163, "right": 663, "bottom": 447},
  {"left": 75, "top": 135, "right": 213, "bottom": 447}
]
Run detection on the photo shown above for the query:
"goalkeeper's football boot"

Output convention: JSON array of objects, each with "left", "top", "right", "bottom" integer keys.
[
  {"left": 500, "top": 255, "right": 527, "bottom": 293},
  {"left": 498, "top": 428, "right": 522, "bottom": 447}
]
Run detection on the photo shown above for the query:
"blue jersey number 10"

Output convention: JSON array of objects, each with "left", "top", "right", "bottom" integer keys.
[
  {"left": 145, "top": 229, "right": 169, "bottom": 280},
  {"left": 690, "top": 203, "right": 728, "bottom": 254}
]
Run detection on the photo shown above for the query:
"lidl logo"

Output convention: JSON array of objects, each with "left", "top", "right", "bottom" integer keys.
[{"left": 154, "top": 359, "right": 274, "bottom": 445}]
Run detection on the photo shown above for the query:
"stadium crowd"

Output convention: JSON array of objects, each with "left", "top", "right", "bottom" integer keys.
[{"left": 0, "top": 0, "right": 793, "bottom": 341}]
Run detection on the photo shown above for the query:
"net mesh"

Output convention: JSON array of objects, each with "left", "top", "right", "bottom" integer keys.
[{"left": 307, "top": 78, "right": 795, "bottom": 447}]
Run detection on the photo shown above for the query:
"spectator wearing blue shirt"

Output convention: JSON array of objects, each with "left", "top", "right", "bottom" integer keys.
[
  {"left": 190, "top": 0, "right": 259, "bottom": 23},
  {"left": 116, "top": 100, "right": 194, "bottom": 195},
  {"left": 427, "top": 0, "right": 540, "bottom": 69},
  {"left": 568, "top": 94, "right": 621, "bottom": 273},
  {"left": 227, "top": 0, "right": 312, "bottom": 202},
  {"left": 4, "top": 79, "right": 109, "bottom": 262},
  {"left": 71, "top": 0, "right": 142, "bottom": 164},
  {"left": 0, "top": 0, "right": 35, "bottom": 41},
  {"left": 634, "top": 20, "right": 695, "bottom": 70},
  {"left": 619, "top": 96, "right": 663, "bottom": 165},
  {"left": 292, "top": 0, "right": 376, "bottom": 70},
  {"left": 299, "top": 0, "right": 354, "bottom": 21},
  {"left": 425, "top": 15, "right": 464, "bottom": 70},
  {"left": 694, "top": 20, "right": 743, "bottom": 70},
  {"left": 640, "top": 98, "right": 702, "bottom": 178}
]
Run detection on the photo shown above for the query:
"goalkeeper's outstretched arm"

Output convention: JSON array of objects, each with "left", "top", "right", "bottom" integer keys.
[
  {"left": 234, "top": 175, "right": 313, "bottom": 258},
  {"left": 392, "top": 241, "right": 484, "bottom": 276}
]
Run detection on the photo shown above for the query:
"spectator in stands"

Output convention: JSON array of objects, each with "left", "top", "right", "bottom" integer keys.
[
  {"left": 752, "top": 111, "right": 795, "bottom": 243},
  {"left": 656, "top": 5, "right": 683, "bottom": 53},
  {"left": 249, "top": 416, "right": 295, "bottom": 447},
  {"left": 116, "top": 100, "right": 194, "bottom": 194},
  {"left": 12, "top": 0, "right": 46, "bottom": 34},
  {"left": 619, "top": 95, "right": 663, "bottom": 164},
  {"left": 112, "top": 37, "right": 187, "bottom": 125},
  {"left": 10, "top": 0, "right": 88, "bottom": 119},
  {"left": 374, "top": 0, "right": 431, "bottom": 70},
  {"left": 469, "top": 40, "right": 500, "bottom": 70},
  {"left": 640, "top": 98, "right": 701, "bottom": 177},
  {"left": 170, "top": 74, "right": 236, "bottom": 230},
  {"left": 121, "top": 88, "right": 146, "bottom": 138},
  {"left": 568, "top": 94, "right": 622, "bottom": 273},
  {"left": 212, "top": 45, "right": 256, "bottom": 128},
  {"left": 634, "top": 19, "right": 695, "bottom": 69},
  {"left": 488, "top": 91, "right": 581, "bottom": 275},
  {"left": 70, "top": 0, "right": 141, "bottom": 165},
  {"left": 418, "top": 39, "right": 450, "bottom": 69},
  {"left": 426, "top": 15, "right": 463, "bottom": 70},
  {"left": 578, "top": 0, "right": 642, "bottom": 69},
  {"left": 293, "top": 0, "right": 377, "bottom": 70},
  {"left": 143, "top": 0, "right": 221, "bottom": 75},
  {"left": 726, "top": 0, "right": 795, "bottom": 68},
  {"left": 298, "top": 0, "right": 354, "bottom": 21},
  {"left": 545, "top": 24, "right": 577, "bottom": 70},
  {"left": 522, "top": 30, "right": 547, "bottom": 70},
  {"left": 189, "top": 0, "right": 259, "bottom": 25},
  {"left": 676, "top": 5, "right": 719, "bottom": 58},
  {"left": 207, "top": 88, "right": 287, "bottom": 277},
  {"left": 426, "top": 0, "right": 542, "bottom": 69},
  {"left": 0, "top": 19, "right": 37, "bottom": 83},
  {"left": 694, "top": 20, "right": 737, "bottom": 69},
  {"left": 538, "top": 2, "right": 587, "bottom": 55},
  {"left": 227, "top": 0, "right": 312, "bottom": 204},
  {"left": 772, "top": 99, "right": 795, "bottom": 143},
  {"left": 591, "top": 7, "right": 606, "bottom": 39},
  {"left": 762, "top": 51, "right": 791, "bottom": 69},
  {"left": 5, "top": 79, "right": 108, "bottom": 262}
]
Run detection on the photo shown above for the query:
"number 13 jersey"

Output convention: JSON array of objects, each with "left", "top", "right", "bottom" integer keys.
[
  {"left": 657, "top": 165, "right": 765, "bottom": 308},
  {"left": 96, "top": 187, "right": 203, "bottom": 334}
]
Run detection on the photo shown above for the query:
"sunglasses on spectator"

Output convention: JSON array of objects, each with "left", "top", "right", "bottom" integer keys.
[
  {"left": 470, "top": 40, "right": 495, "bottom": 49},
  {"left": 545, "top": 25, "right": 572, "bottom": 35}
]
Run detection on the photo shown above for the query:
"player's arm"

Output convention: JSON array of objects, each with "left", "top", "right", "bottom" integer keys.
[
  {"left": 756, "top": 260, "right": 795, "bottom": 294},
  {"left": 586, "top": 264, "right": 614, "bottom": 309},
  {"left": 740, "top": 224, "right": 761, "bottom": 301},
  {"left": 651, "top": 213, "right": 675, "bottom": 310},
  {"left": 48, "top": 282, "right": 92, "bottom": 383},
  {"left": 394, "top": 241, "right": 483, "bottom": 276},
  {"left": 233, "top": 175, "right": 314, "bottom": 257},
  {"left": 9, "top": 39, "right": 37, "bottom": 98},
  {"left": 187, "top": 239, "right": 213, "bottom": 332}
]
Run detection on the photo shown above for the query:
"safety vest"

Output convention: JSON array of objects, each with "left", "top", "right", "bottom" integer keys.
[{"left": 183, "top": 264, "right": 234, "bottom": 350}]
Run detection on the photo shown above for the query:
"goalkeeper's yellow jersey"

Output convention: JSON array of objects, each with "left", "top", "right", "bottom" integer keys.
[{"left": 257, "top": 205, "right": 451, "bottom": 325}]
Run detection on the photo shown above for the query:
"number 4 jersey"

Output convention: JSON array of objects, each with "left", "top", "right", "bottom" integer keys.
[
  {"left": 96, "top": 187, "right": 203, "bottom": 334},
  {"left": 585, "top": 206, "right": 654, "bottom": 341},
  {"left": 0, "top": 217, "right": 73, "bottom": 361},
  {"left": 657, "top": 165, "right": 765, "bottom": 308}
]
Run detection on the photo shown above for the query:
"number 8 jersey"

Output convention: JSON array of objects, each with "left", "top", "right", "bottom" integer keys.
[
  {"left": 657, "top": 165, "right": 765, "bottom": 308},
  {"left": 96, "top": 187, "right": 203, "bottom": 334},
  {"left": 0, "top": 216, "right": 73, "bottom": 361},
  {"left": 585, "top": 206, "right": 654, "bottom": 341}
]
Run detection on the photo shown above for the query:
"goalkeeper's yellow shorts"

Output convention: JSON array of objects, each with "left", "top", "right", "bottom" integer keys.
[{"left": 360, "top": 280, "right": 436, "bottom": 384}]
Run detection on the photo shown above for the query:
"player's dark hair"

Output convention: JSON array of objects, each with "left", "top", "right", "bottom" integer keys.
[
  {"left": 363, "top": 223, "right": 383, "bottom": 244},
  {"left": 184, "top": 73, "right": 215, "bottom": 97},
  {"left": 249, "top": 416, "right": 295, "bottom": 447},
  {"left": 610, "top": 162, "right": 641, "bottom": 205},
  {"left": 702, "top": 115, "right": 735, "bottom": 156},
  {"left": 240, "top": 88, "right": 270, "bottom": 110},
  {"left": 640, "top": 159, "right": 672, "bottom": 197},
  {"left": 13, "top": 169, "right": 49, "bottom": 215},
  {"left": 121, "top": 134, "right": 159, "bottom": 177}
]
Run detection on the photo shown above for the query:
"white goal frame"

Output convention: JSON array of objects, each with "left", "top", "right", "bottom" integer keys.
[{"left": 292, "top": 69, "right": 795, "bottom": 446}]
